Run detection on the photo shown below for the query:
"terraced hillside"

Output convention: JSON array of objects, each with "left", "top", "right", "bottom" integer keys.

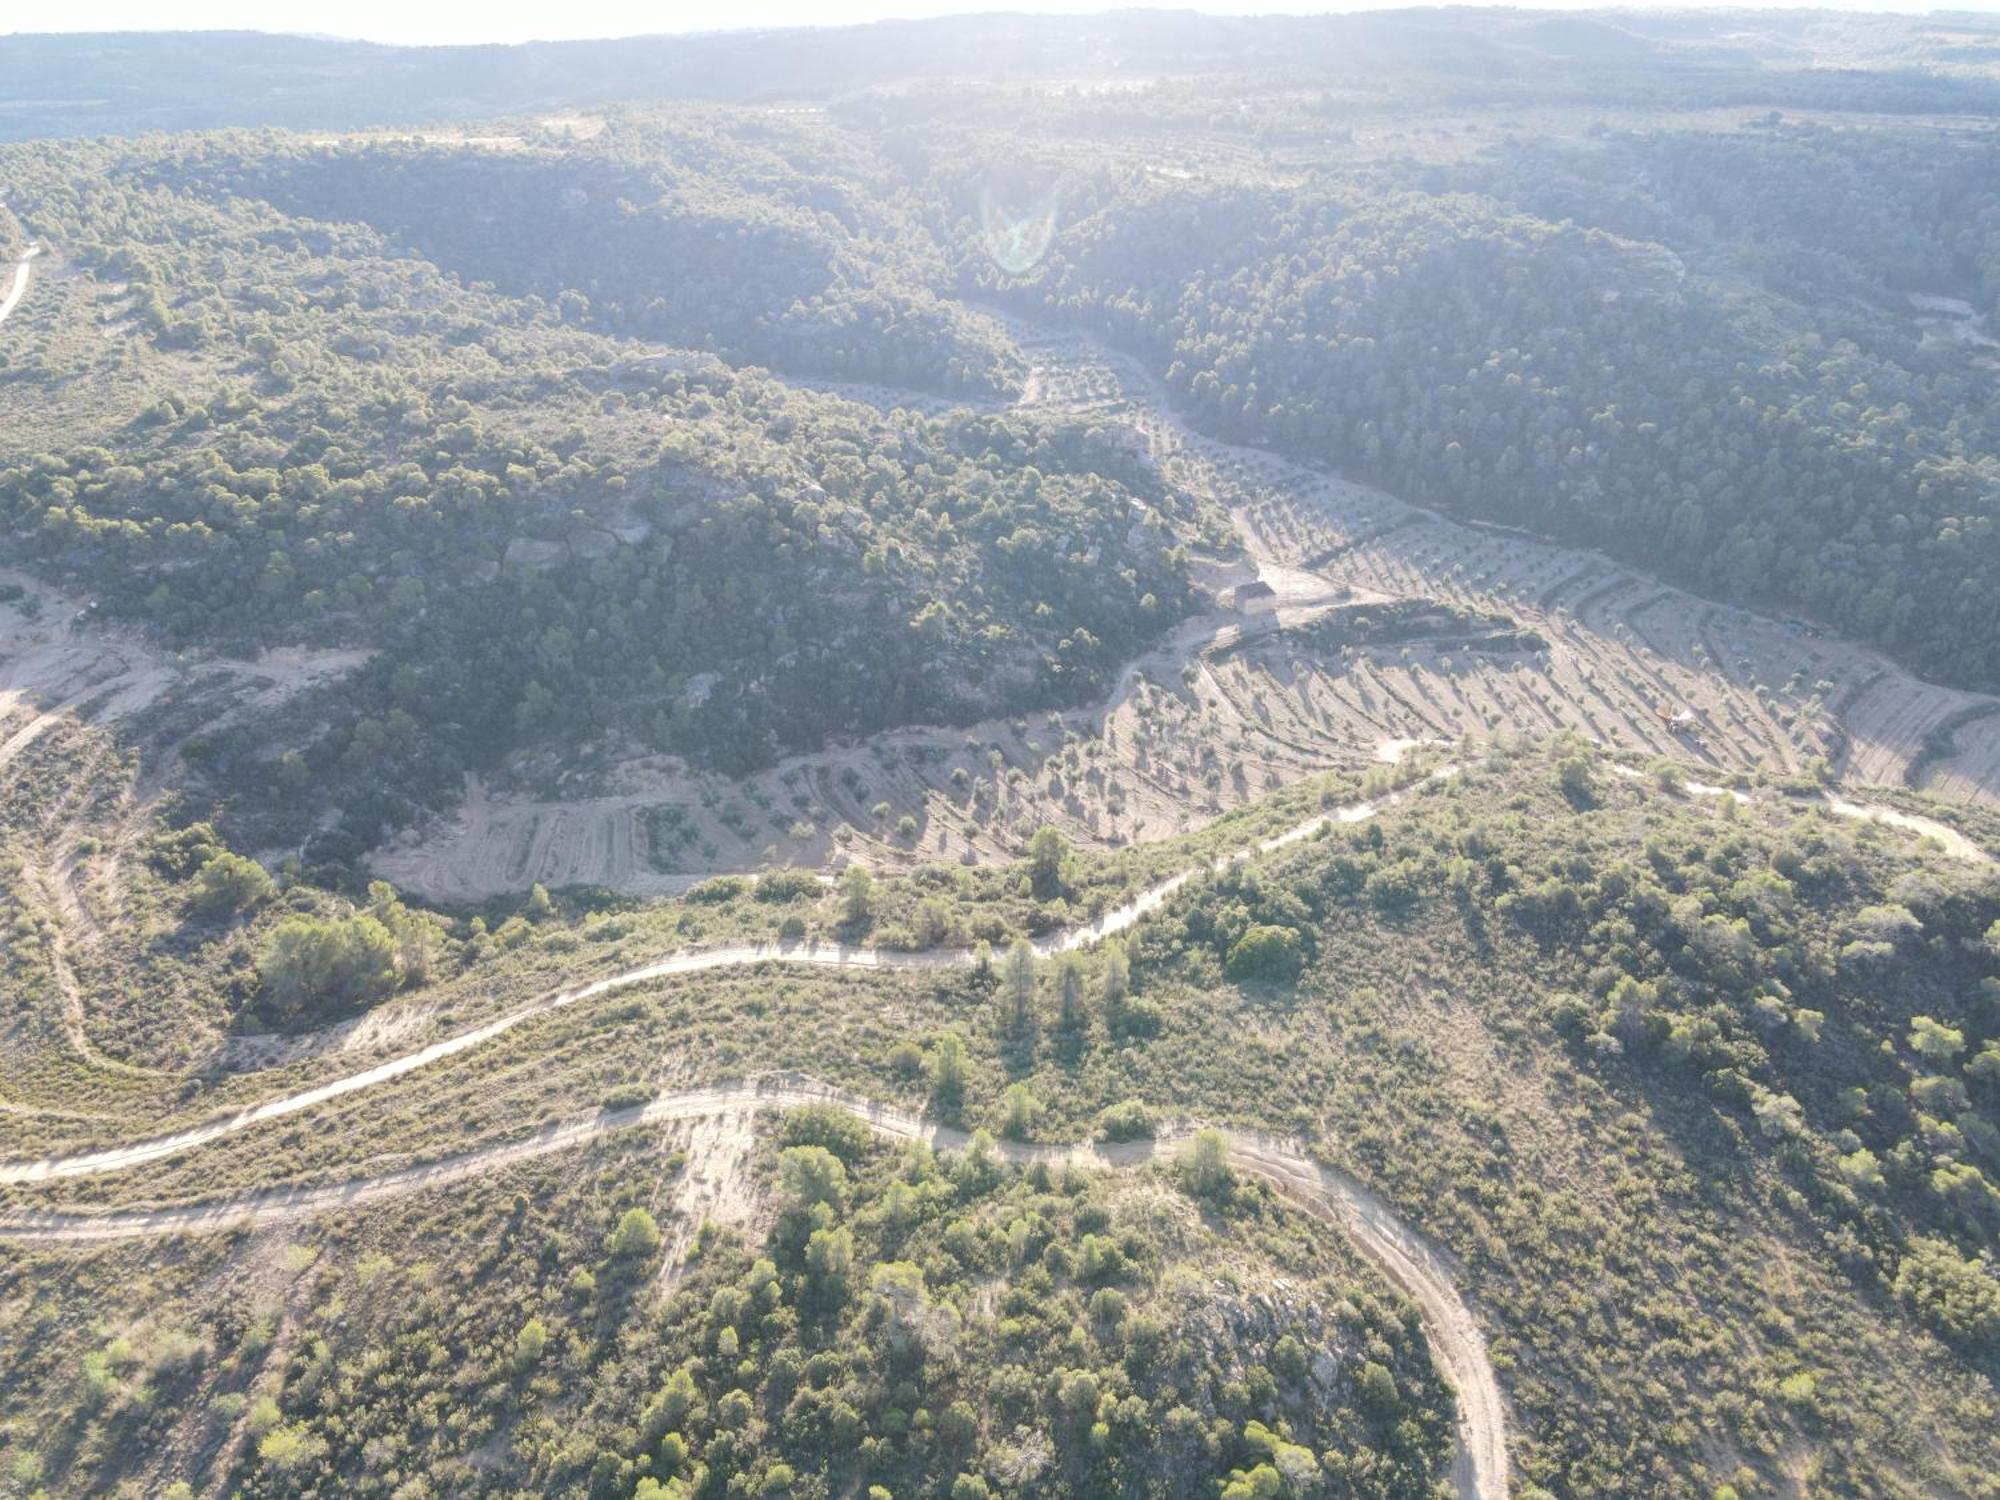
[
  {"left": 4, "top": 15, "right": 2000, "bottom": 1500},
  {"left": 4, "top": 728, "right": 1997, "bottom": 1497},
  {"left": 375, "top": 311, "right": 2000, "bottom": 900}
]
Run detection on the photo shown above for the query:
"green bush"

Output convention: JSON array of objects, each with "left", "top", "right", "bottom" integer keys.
[
  {"left": 259, "top": 912, "right": 398, "bottom": 1022},
  {"left": 757, "top": 868, "right": 822, "bottom": 902},
  {"left": 607, "top": 1207, "right": 663, "bottom": 1260},
  {"left": 191, "top": 850, "right": 273, "bottom": 917},
  {"left": 1225, "top": 924, "right": 1304, "bottom": 984},
  {"left": 1894, "top": 1237, "right": 2000, "bottom": 1351},
  {"left": 1095, "top": 1100, "right": 1156, "bottom": 1143}
]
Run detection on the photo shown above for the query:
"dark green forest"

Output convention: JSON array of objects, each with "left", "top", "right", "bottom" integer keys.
[
  {"left": 0, "top": 127, "right": 1201, "bottom": 858},
  {"left": 987, "top": 123, "right": 2000, "bottom": 688}
]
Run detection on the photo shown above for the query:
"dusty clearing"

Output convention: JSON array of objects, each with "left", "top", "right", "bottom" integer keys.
[
  {"left": 1909, "top": 290, "right": 2000, "bottom": 373},
  {"left": 373, "top": 313, "right": 2000, "bottom": 901},
  {"left": 0, "top": 1076, "right": 1510, "bottom": 1500},
  {"left": 0, "top": 573, "right": 368, "bottom": 763},
  {"left": 0, "top": 573, "right": 369, "bottom": 1089}
]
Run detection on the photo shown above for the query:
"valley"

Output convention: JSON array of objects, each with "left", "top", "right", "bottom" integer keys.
[
  {"left": 1, "top": 15, "right": 1998, "bottom": 1500},
  {"left": 372, "top": 310, "right": 2000, "bottom": 901}
]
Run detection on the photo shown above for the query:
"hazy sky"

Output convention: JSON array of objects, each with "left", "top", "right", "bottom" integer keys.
[{"left": 8, "top": 0, "right": 1983, "bottom": 48}]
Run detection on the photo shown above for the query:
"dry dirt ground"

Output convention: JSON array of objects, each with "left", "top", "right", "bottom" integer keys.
[
  {"left": 0, "top": 573, "right": 369, "bottom": 1092},
  {"left": 371, "top": 314, "right": 2000, "bottom": 902},
  {"left": 0, "top": 578, "right": 367, "bottom": 751},
  {"left": 0, "top": 1076, "right": 1510, "bottom": 1500}
]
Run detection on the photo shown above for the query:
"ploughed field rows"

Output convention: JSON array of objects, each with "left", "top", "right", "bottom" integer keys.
[
  {"left": 371, "top": 615, "right": 1351, "bottom": 903},
  {"left": 1833, "top": 669, "right": 2000, "bottom": 803},
  {"left": 989, "top": 311, "right": 2000, "bottom": 804},
  {"left": 1904, "top": 709, "right": 2000, "bottom": 802},
  {"left": 994, "top": 322, "right": 1902, "bottom": 791},
  {"left": 375, "top": 308, "right": 2000, "bottom": 901},
  {"left": 0, "top": 578, "right": 368, "bottom": 776},
  {"left": 1030, "top": 336, "right": 1823, "bottom": 782},
  {"left": 1312, "top": 529, "right": 1809, "bottom": 777},
  {"left": 1192, "top": 435, "right": 2000, "bottom": 801},
  {"left": 8, "top": 768, "right": 1459, "bottom": 1176}
]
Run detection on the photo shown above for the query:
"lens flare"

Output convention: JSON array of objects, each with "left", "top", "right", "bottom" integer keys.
[{"left": 977, "top": 175, "right": 1060, "bottom": 277}]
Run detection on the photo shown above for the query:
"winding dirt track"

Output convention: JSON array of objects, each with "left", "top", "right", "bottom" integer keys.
[
  {"left": 1820, "top": 793, "right": 1990, "bottom": 863},
  {"left": 8, "top": 752, "right": 1975, "bottom": 1190},
  {"left": 0, "top": 1076, "right": 1510, "bottom": 1500},
  {"left": 0, "top": 760, "right": 1511, "bottom": 1494},
  {"left": 0, "top": 244, "right": 38, "bottom": 326},
  {"left": 0, "top": 755, "right": 1983, "bottom": 1498},
  {"left": 0, "top": 771, "right": 1451, "bottom": 1186},
  {"left": 1605, "top": 763, "right": 1992, "bottom": 865}
]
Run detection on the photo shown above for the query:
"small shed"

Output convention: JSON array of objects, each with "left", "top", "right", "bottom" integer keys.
[{"left": 1231, "top": 579, "right": 1278, "bottom": 615}]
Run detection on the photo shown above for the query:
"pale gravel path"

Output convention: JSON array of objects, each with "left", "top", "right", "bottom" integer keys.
[
  {"left": 0, "top": 769, "right": 1455, "bottom": 1186},
  {"left": 0, "top": 1076, "right": 1510, "bottom": 1500},
  {"left": 1606, "top": 762, "right": 1991, "bottom": 864},
  {"left": 1820, "top": 793, "right": 1990, "bottom": 863},
  {"left": 0, "top": 244, "right": 39, "bottom": 326}
]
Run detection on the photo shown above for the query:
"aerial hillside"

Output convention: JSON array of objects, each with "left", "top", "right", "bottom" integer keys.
[
  {"left": 1, "top": 13, "right": 1999, "bottom": 1500},
  {"left": 968, "top": 122, "right": 2000, "bottom": 692},
  {"left": 9, "top": 10, "right": 2000, "bottom": 139},
  {"left": 0, "top": 130, "right": 1201, "bottom": 864},
  {"left": 212, "top": 115, "right": 1023, "bottom": 396},
  {"left": 0, "top": 740, "right": 1995, "bottom": 1497},
  {"left": 0, "top": 1108, "right": 1460, "bottom": 1500}
]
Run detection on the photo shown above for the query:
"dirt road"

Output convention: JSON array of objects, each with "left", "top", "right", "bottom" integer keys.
[
  {"left": 7, "top": 755, "right": 1976, "bottom": 1190},
  {"left": 0, "top": 741, "right": 1972, "bottom": 1495},
  {"left": 0, "top": 244, "right": 39, "bottom": 326},
  {"left": 1820, "top": 793, "right": 1989, "bottom": 863},
  {"left": 1606, "top": 762, "right": 1990, "bottom": 865},
  {"left": 0, "top": 768, "right": 1452, "bottom": 1184},
  {"left": 0, "top": 1075, "right": 1511, "bottom": 1500}
]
